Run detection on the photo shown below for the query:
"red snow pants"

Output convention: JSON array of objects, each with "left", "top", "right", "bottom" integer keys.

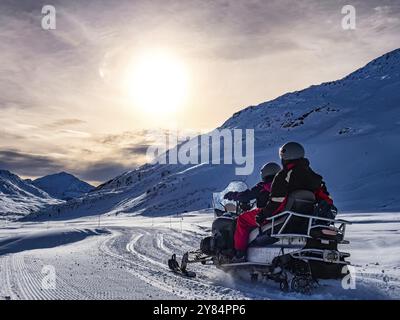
[{"left": 234, "top": 208, "right": 262, "bottom": 251}]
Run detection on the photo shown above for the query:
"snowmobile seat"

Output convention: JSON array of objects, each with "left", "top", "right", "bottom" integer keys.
[
  {"left": 277, "top": 190, "right": 316, "bottom": 234},
  {"left": 248, "top": 216, "right": 287, "bottom": 245},
  {"left": 249, "top": 191, "right": 316, "bottom": 244},
  {"left": 284, "top": 190, "right": 316, "bottom": 214}
]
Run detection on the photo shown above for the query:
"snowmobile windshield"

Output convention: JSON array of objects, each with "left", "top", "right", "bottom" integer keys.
[{"left": 213, "top": 181, "right": 249, "bottom": 211}]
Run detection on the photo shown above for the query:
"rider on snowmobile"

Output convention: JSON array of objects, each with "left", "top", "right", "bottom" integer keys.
[
  {"left": 256, "top": 142, "right": 334, "bottom": 223},
  {"left": 232, "top": 142, "right": 334, "bottom": 262},
  {"left": 224, "top": 162, "right": 281, "bottom": 208},
  {"left": 224, "top": 162, "right": 281, "bottom": 263}
]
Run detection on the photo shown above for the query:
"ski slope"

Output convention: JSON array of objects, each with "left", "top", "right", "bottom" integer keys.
[{"left": 1, "top": 211, "right": 399, "bottom": 300}]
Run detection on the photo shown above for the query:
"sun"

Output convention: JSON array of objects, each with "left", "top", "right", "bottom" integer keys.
[{"left": 124, "top": 50, "right": 189, "bottom": 115}]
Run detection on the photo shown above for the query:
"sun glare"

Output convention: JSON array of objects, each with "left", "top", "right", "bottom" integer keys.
[{"left": 124, "top": 51, "right": 189, "bottom": 115}]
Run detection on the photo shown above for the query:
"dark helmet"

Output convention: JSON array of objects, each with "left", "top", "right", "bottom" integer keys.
[
  {"left": 279, "top": 142, "right": 305, "bottom": 161},
  {"left": 260, "top": 162, "right": 281, "bottom": 180}
]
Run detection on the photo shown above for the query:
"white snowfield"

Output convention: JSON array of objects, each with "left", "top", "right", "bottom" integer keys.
[{"left": 0, "top": 211, "right": 399, "bottom": 300}]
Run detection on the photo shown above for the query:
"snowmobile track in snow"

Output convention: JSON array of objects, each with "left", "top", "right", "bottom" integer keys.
[
  {"left": 0, "top": 254, "right": 85, "bottom": 300},
  {"left": 1, "top": 213, "right": 399, "bottom": 300},
  {"left": 99, "top": 227, "right": 250, "bottom": 299}
]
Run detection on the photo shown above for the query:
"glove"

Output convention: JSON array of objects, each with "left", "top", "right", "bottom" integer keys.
[
  {"left": 330, "top": 205, "right": 338, "bottom": 218},
  {"left": 224, "top": 191, "right": 238, "bottom": 200},
  {"left": 315, "top": 200, "right": 338, "bottom": 220},
  {"left": 255, "top": 209, "right": 268, "bottom": 225}
]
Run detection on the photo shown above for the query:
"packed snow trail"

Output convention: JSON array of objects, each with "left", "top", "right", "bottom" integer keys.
[
  {"left": 0, "top": 229, "right": 176, "bottom": 300},
  {"left": 0, "top": 212, "right": 399, "bottom": 300}
]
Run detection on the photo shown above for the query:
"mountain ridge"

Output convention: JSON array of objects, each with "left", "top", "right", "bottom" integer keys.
[
  {"left": 0, "top": 169, "right": 61, "bottom": 220},
  {"left": 32, "top": 172, "right": 94, "bottom": 201}
]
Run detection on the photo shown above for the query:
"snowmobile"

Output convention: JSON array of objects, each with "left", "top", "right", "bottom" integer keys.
[{"left": 168, "top": 181, "right": 352, "bottom": 294}]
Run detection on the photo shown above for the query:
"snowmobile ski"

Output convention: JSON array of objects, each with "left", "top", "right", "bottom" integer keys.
[{"left": 168, "top": 253, "right": 196, "bottom": 278}]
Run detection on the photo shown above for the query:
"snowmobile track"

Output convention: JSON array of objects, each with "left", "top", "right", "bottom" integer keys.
[{"left": 99, "top": 227, "right": 252, "bottom": 299}]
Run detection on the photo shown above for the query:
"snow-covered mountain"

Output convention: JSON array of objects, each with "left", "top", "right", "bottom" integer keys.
[
  {"left": 0, "top": 170, "right": 62, "bottom": 220},
  {"left": 32, "top": 172, "right": 94, "bottom": 201},
  {"left": 26, "top": 48, "right": 400, "bottom": 220}
]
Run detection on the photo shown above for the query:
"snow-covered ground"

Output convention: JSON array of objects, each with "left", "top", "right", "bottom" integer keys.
[{"left": 1, "top": 211, "right": 399, "bottom": 300}]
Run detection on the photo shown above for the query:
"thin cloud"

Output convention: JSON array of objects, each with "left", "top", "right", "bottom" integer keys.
[
  {"left": 0, "top": 149, "right": 136, "bottom": 185},
  {"left": 44, "top": 118, "right": 86, "bottom": 129},
  {"left": 74, "top": 161, "right": 133, "bottom": 183},
  {"left": 0, "top": 131, "right": 26, "bottom": 141},
  {"left": 123, "top": 145, "right": 151, "bottom": 156},
  {"left": 0, "top": 149, "right": 64, "bottom": 177}
]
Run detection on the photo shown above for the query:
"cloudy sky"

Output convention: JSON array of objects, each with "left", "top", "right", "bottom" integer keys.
[{"left": 0, "top": 0, "right": 399, "bottom": 184}]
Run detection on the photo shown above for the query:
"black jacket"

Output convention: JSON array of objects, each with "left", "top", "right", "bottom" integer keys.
[{"left": 260, "top": 158, "right": 332, "bottom": 218}]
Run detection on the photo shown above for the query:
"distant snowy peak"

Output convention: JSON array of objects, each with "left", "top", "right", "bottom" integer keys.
[
  {"left": 0, "top": 170, "right": 51, "bottom": 199},
  {"left": 0, "top": 170, "right": 61, "bottom": 220},
  {"left": 33, "top": 172, "right": 94, "bottom": 200}
]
